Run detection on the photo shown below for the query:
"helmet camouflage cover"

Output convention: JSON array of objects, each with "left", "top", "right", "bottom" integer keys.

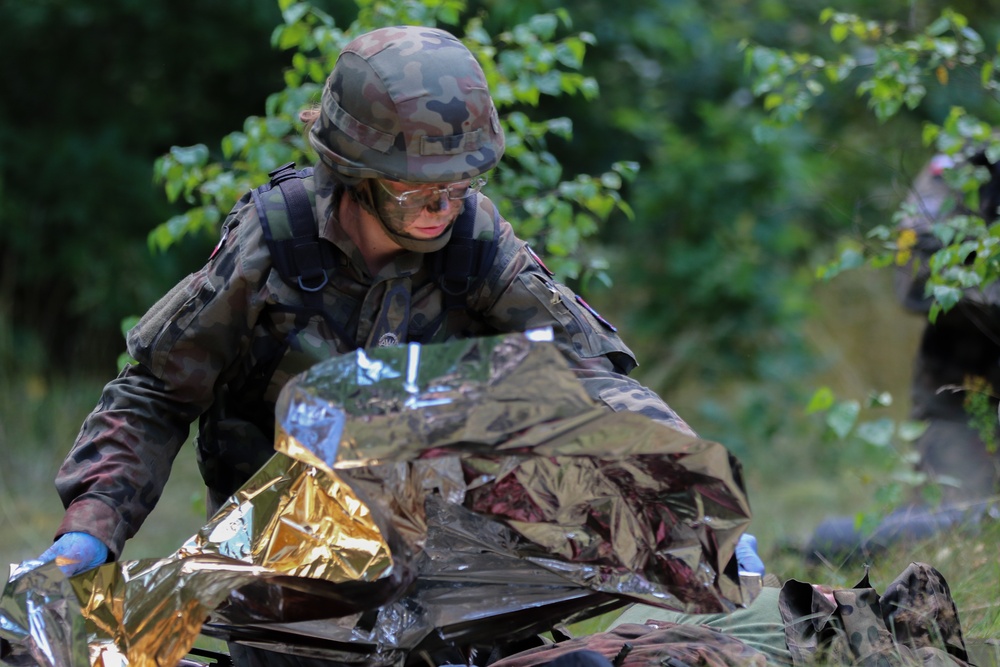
[{"left": 310, "top": 26, "right": 505, "bottom": 184}]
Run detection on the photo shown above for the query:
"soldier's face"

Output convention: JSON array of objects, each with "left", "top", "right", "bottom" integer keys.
[{"left": 373, "top": 180, "right": 465, "bottom": 240}]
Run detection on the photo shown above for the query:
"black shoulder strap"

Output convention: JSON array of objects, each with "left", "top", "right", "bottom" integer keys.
[
  {"left": 433, "top": 195, "right": 501, "bottom": 311},
  {"left": 251, "top": 166, "right": 500, "bottom": 314},
  {"left": 251, "top": 163, "right": 332, "bottom": 306}
]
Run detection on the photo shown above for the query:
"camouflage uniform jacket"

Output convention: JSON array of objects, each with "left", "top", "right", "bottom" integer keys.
[{"left": 54, "top": 170, "right": 693, "bottom": 558}]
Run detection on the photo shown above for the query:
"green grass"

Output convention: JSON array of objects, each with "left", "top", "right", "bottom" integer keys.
[
  {"left": 0, "top": 368, "right": 207, "bottom": 567},
  {"left": 767, "top": 519, "right": 1000, "bottom": 637}
]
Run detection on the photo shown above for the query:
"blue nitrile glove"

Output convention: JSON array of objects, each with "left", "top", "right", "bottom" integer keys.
[
  {"left": 36, "top": 532, "right": 109, "bottom": 576},
  {"left": 735, "top": 533, "right": 766, "bottom": 576}
]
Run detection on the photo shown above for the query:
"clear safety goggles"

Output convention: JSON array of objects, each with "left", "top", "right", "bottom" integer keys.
[{"left": 376, "top": 176, "right": 487, "bottom": 209}]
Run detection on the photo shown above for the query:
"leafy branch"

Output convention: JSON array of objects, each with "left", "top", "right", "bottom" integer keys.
[{"left": 742, "top": 8, "right": 1000, "bottom": 319}]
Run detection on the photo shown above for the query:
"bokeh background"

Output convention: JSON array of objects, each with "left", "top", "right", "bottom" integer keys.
[{"left": 1, "top": 0, "right": 997, "bottom": 637}]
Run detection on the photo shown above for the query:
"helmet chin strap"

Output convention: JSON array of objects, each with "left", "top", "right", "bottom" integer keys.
[{"left": 356, "top": 181, "right": 455, "bottom": 253}]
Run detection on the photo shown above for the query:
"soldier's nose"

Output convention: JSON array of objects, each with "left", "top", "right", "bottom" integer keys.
[{"left": 424, "top": 193, "right": 450, "bottom": 214}]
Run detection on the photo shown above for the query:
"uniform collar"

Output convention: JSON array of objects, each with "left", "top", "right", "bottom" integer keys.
[{"left": 314, "top": 163, "right": 424, "bottom": 281}]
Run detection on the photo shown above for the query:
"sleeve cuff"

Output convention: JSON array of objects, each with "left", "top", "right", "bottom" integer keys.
[{"left": 56, "top": 497, "right": 127, "bottom": 560}]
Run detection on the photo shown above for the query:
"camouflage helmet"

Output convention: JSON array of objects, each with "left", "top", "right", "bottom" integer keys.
[{"left": 309, "top": 26, "right": 505, "bottom": 184}]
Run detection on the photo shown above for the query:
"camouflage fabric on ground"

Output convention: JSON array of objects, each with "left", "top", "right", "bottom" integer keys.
[
  {"left": 880, "top": 562, "right": 969, "bottom": 663},
  {"left": 779, "top": 562, "right": 969, "bottom": 666},
  {"left": 485, "top": 563, "right": 970, "bottom": 667}
]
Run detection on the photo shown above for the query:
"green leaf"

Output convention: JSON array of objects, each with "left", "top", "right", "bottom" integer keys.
[
  {"left": 826, "top": 400, "right": 860, "bottom": 439},
  {"left": 527, "top": 14, "right": 558, "bottom": 40},
  {"left": 806, "top": 386, "right": 835, "bottom": 414},
  {"left": 164, "top": 179, "right": 183, "bottom": 203},
  {"left": 222, "top": 132, "right": 248, "bottom": 160},
  {"left": 278, "top": 21, "right": 309, "bottom": 50},
  {"left": 116, "top": 351, "right": 137, "bottom": 370},
  {"left": 866, "top": 224, "right": 892, "bottom": 241},
  {"left": 929, "top": 301, "right": 942, "bottom": 324},
  {"left": 169, "top": 144, "right": 209, "bottom": 167},
  {"left": 555, "top": 39, "right": 586, "bottom": 69},
  {"left": 897, "top": 419, "right": 929, "bottom": 442},
  {"left": 931, "top": 284, "right": 962, "bottom": 311},
  {"left": 612, "top": 161, "right": 640, "bottom": 181},
  {"left": 524, "top": 197, "right": 553, "bottom": 218},
  {"left": 284, "top": 69, "right": 302, "bottom": 88},
  {"left": 927, "top": 16, "right": 952, "bottom": 37},
  {"left": 599, "top": 171, "right": 622, "bottom": 190},
  {"left": 119, "top": 315, "right": 140, "bottom": 337},
  {"left": 282, "top": 2, "right": 310, "bottom": 25},
  {"left": 856, "top": 417, "right": 894, "bottom": 447},
  {"left": 763, "top": 92, "right": 783, "bottom": 111},
  {"left": 867, "top": 391, "right": 893, "bottom": 408}
]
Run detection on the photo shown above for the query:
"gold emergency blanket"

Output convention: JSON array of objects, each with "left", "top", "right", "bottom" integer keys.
[{"left": 0, "top": 333, "right": 752, "bottom": 666}]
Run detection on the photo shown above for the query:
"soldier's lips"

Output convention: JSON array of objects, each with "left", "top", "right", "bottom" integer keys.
[{"left": 411, "top": 223, "right": 450, "bottom": 237}]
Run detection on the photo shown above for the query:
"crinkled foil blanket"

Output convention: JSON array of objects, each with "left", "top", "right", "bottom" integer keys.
[{"left": 1, "top": 332, "right": 751, "bottom": 667}]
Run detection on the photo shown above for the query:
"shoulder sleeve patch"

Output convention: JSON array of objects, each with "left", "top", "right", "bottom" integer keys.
[
  {"left": 575, "top": 295, "right": 617, "bottom": 332},
  {"left": 526, "top": 245, "right": 554, "bottom": 277}
]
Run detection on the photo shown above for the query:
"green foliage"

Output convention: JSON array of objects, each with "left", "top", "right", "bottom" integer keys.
[
  {"left": 0, "top": 0, "right": 288, "bottom": 370},
  {"left": 961, "top": 376, "right": 1000, "bottom": 454},
  {"left": 805, "top": 385, "right": 941, "bottom": 532},
  {"left": 151, "top": 0, "right": 636, "bottom": 285},
  {"left": 507, "top": 0, "right": 817, "bottom": 393},
  {"left": 744, "top": 8, "right": 990, "bottom": 127},
  {"left": 743, "top": 8, "right": 1000, "bottom": 319},
  {"left": 116, "top": 316, "right": 140, "bottom": 371},
  {"left": 739, "top": 7, "right": 1000, "bottom": 514}
]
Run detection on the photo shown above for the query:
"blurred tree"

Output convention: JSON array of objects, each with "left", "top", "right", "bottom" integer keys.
[
  {"left": 738, "top": 3, "right": 1000, "bottom": 526},
  {"left": 0, "top": 0, "right": 286, "bottom": 371},
  {"left": 479, "top": 0, "right": 1000, "bottom": 454}
]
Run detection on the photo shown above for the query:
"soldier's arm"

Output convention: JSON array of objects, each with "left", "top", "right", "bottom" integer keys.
[
  {"left": 54, "top": 198, "right": 271, "bottom": 558},
  {"left": 472, "top": 202, "right": 694, "bottom": 436}
]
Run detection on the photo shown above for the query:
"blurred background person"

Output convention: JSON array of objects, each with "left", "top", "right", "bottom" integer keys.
[{"left": 807, "top": 144, "right": 1000, "bottom": 562}]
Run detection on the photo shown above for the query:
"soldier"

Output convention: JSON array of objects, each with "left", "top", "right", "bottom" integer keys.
[
  {"left": 33, "top": 25, "right": 709, "bottom": 667},
  {"left": 894, "top": 148, "right": 1000, "bottom": 503},
  {"left": 807, "top": 146, "right": 1000, "bottom": 563}
]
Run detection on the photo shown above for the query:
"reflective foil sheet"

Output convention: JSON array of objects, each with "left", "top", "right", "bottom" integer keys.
[{"left": 1, "top": 332, "right": 752, "bottom": 666}]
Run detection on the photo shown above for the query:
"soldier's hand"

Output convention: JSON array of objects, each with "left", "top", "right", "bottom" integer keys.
[{"left": 35, "top": 531, "right": 109, "bottom": 576}]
